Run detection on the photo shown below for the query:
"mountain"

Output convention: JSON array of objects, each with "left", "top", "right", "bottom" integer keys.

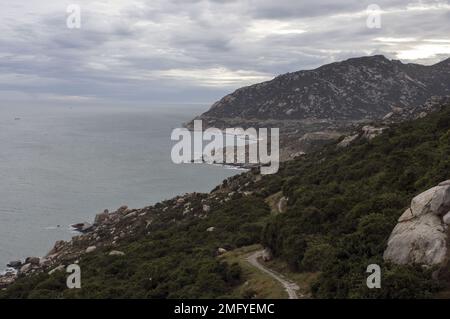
[{"left": 193, "top": 55, "right": 450, "bottom": 124}]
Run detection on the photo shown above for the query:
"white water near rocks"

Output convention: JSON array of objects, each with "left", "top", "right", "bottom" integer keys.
[{"left": 0, "top": 104, "right": 237, "bottom": 268}]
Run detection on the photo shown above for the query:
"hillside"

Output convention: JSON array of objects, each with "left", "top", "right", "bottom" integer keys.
[
  {"left": 2, "top": 100, "right": 450, "bottom": 299},
  {"left": 193, "top": 55, "right": 450, "bottom": 123},
  {"left": 187, "top": 55, "right": 450, "bottom": 159}
]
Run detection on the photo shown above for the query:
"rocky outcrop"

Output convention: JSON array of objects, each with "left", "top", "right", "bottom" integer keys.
[
  {"left": 71, "top": 222, "right": 93, "bottom": 233},
  {"left": 0, "top": 273, "right": 16, "bottom": 289},
  {"left": 6, "top": 261, "right": 22, "bottom": 269},
  {"left": 384, "top": 180, "right": 450, "bottom": 265},
  {"left": 361, "top": 125, "right": 386, "bottom": 140}
]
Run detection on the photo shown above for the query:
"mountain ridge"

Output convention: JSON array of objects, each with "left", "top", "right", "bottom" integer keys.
[{"left": 191, "top": 55, "right": 450, "bottom": 124}]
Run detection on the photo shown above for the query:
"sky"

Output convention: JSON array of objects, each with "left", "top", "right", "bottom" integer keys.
[{"left": 1, "top": 0, "right": 450, "bottom": 107}]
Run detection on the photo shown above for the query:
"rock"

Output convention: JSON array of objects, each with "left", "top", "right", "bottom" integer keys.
[
  {"left": 337, "top": 134, "right": 359, "bottom": 148},
  {"left": 277, "top": 196, "right": 288, "bottom": 214},
  {"left": 48, "top": 265, "right": 65, "bottom": 275},
  {"left": 383, "top": 112, "right": 394, "bottom": 120},
  {"left": 85, "top": 246, "right": 97, "bottom": 254},
  {"left": 443, "top": 212, "right": 450, "bottom": 225},
  {"left": 117, "top": 205, "right": 129, "bottom": 214},
  {"left": 384, "top": 181, "right": 450, "bottom": 265},
  {"left": 391, "top": 106, "right": 404, "bottom": 114},
  {"left": 217, "top": 248, "right": 227, "bottom": 255},
  {"left": 7, "top": 260, "right": 22, "bottom": 269},
  {"left": 94, "top": 211, "right": 109, "bottom": 225},
  {"left": 108, "top": 250, "right": 125, "bottom": 256},
  {"left": 123, "top": 212, "right": 137, "bottom": 219},
  {"left": 362, "top": 126, "right": 386, "bottom": 140},
  {"left": 20, "top": 263, "right": 32, "bottom": 274},
  {"left": 39, "top": 258, "right": 51, "bottom": 267},
  {"left": 71, "top": 222, "right": 93, "bottom": 233},
  {"left": 439, "top": 180, "right": 450, "bottom": 187},
  {"left": 0, "top": 273, "right": 17, "bottom": 288},
  {"left": 47, "top": 240, "right": 66, "bottom": 256},
  {"left": 206, "top": 227, "right": 215, "bottom": 232},
  {"left": 202, "top": 205, "right": 211, "bottom": 213},
  {"left": 262, "top": 248, "right": 273, "bottom": 261},
  {"left": 25, "top": 257, "right": 40, "bottom": 265}
]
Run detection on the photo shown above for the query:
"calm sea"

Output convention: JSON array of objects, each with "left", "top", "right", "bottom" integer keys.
[{"left": 0, "top": 104, "right": 238, "bottom": 269}]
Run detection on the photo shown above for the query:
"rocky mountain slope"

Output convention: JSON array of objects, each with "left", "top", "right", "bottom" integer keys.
[{"left": 194, "top": 55, "right": 450, "bottom": 122}]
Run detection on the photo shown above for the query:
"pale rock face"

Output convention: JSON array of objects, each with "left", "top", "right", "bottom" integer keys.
[
  {"left": 337, "top": 134, "right": 359, "bottom": 148},
  {"left": 410, "top": 186, "right": 438, "bottom": 218},
  {"left": 443, "top": 212, "right": 450, "bottom": 225},
  {"left": 85, "top": 246, "right": 97, "bottom": 254},
  {"left": 384, "top": 181, "right": 450, "bottom": 266},
  {"left": 108, "top": 250, "right": 125, "bottom": 256}
]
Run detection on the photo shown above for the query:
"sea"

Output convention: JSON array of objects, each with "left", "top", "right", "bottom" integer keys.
[{"left": 0, "top": 104, "right": 240, "bottom": 269}]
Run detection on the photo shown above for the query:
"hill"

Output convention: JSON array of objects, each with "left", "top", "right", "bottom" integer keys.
[
  {"left": 187, "top": 56, "right": 450, "bottom": 159},
  {"left": 193, "top": 55, "right": 450, "bottom": 123},
  {"left": 2, "top": 100, "right": 450, "bottom": 298}
]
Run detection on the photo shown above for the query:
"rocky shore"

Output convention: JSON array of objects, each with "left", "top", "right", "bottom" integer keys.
[{"left": 0, "top": 171, "right": 259, "bottom": 290}]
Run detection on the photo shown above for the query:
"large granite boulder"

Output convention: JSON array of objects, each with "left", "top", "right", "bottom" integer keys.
[{"left": 384, "top": 180, "right": 450, "bottom": 265}]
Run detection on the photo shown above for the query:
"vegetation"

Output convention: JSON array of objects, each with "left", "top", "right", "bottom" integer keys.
[
  {"left": 261, "top": 106, "right": 450, "bottom": 298},
  {"left": 1, "top": 197, "right": 270, "bottom": 298},
  {"left": 2, "top": 105, "right": 450, "bottom": 299}
]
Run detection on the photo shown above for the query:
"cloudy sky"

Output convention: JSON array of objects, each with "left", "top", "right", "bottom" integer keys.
[{"left": 1, "top": 0, "right": 450, "bottom": 107}]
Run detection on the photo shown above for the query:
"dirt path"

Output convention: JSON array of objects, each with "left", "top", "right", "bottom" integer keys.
[{"left": 246, "top": 250, "right": 301, "bottom": 299}]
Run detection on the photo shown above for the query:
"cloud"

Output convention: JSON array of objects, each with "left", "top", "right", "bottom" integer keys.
[{"left": 0, "top": 0, "right": 449, "bottom": 106}]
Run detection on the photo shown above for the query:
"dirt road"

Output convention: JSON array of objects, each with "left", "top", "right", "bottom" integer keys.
[{"left": 246, "top": 250, "right": 300, "bottom": 299}]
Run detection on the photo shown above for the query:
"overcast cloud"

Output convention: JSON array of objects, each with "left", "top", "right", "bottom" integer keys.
[{"left": 1, "top": 0, "right": 449, "bottom": 107}]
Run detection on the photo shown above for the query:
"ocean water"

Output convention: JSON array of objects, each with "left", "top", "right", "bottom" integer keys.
[{"left": 0, "top": 104, "right": 238, "bottom": 268}]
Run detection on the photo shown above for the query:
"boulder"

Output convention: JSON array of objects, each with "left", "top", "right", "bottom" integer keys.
[
  {"left": 108, "top": 250, "right": 125, "bottom": 256},
  {"left": 0, "top": 273, "right": 17, "bottom": 288},
  {"left": 123, "top": 212, "right": 137, "bottom": 219},
  {"left": 384, "top": 181, "right": 450, "bottom": 265},
  {"left": 262, "top": 248, "right": 273, "bottom": 261},
  {"left": 48, "top": 265, "right": 65, "bottom": 275},
  {"left": 361, "top": 125, "right": 386, "bottom": 140},
  {"left": 7, "top": 260, "right": 22, "bottom": 269},
  {"left": 25, "top": 257, "right": 40, "bottom": 266},
  {"left": 94, "top": 211, "right": 109, "bottom": 225},
  {"left": 203, "top": 205, "right": 211, "bottom": 213},
  {"left": 85, "top": 246, "right": 97, "bottom": 254},
  {"left": 277, "top": 196, "right": 288, "bottom": 214},
  {"left": 46, "top": 240, "right": 66, "bottom": 256},
  {"left": 206, "top": 227, "right": 215, "bottom": 232},
  {"left": 217, "top": 248, "right": 227, "bottom": 255},
  {"left": 20, "top": 263, "right": 32, "bottom": 274},
  {"left": 71, "top": 222, "right": 93, "bottom": 233},
  {"left": 117, "top": 205, "right": 129, "bottom": 214},
  {"left": 337, "top": 134, "right": 359, "bottom": 148},
  {"left": 443, "top": 212, "right": 450, "bottom": 225}
]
